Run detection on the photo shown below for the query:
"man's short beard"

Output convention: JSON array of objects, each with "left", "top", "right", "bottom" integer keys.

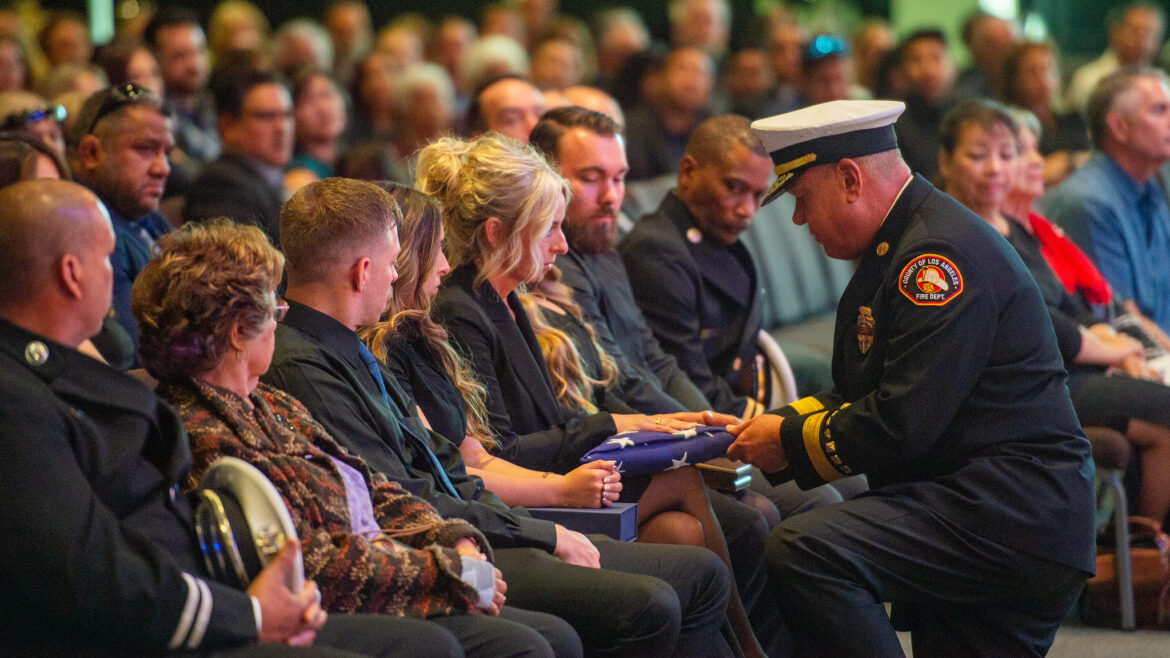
[{"left": 565, "top": 214, "right": 618, "bottom": 254}]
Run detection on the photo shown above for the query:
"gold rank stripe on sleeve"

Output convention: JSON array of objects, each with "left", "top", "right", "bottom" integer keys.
[
  {"left": 801, "top": 411, "right": 841, "bottom": 483},
  {"left": 788, "top": 396, "right": 825, "bottom": 416}
]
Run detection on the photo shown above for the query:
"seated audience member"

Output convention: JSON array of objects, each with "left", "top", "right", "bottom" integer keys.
[
  {"left": 392, "top": 63, "right": 457, "bottom": 170},
  {"left": 288, "top": 68, "right": 346, "bottom": 180},
  {"left": 461, "top": 34, "right": 529, "bottom": 94},
  {"left": 723, "top": 48, "right": 777, "bottom": 120},
  {"left": 0, "top": 90, "right": 66, "bottom": 154},
  {"left": 797, "top": 35, "right": 857, "bottom": 107},
  {"left": 0, "top": 179, "right": 471, "bottom": 656},
  {"left": 417, "top": 133, "right": 762, "bottom": 657},
  {"left": 272, "top": 19, "right": 334, "bottom": 80},
  {"left": 941, "top": 100, "right": 1170, "bottom": 523},
  {"left": 1006, "top": 108, "right": 1170, "bottom": 354},
  {"left": 263, "top": 176, "right": 734, "bottom": 658},
  {"left": 325, "top": 0, "right": 373, "bottom": 88},
  {"left": 349, "top": 50, "right": 402, "bottom": 141},
  {"left": 669, "top": 0, "right": 730, "bottom": 59},
  {"left": 0, "top": 130, "right": 68, "bottom": 180},
  {"left": 592, "top": 8, "right": 650, "bottom": 96},
  {"left": 892, "top": 29, "right": 957, "bottom": 182},
  {"left": 208, "top": 0, "right": 270, "bottom": 64},
  {"left": 624, "top": 46, "right": 714, "bottom": 181},
  {"left": 764, "top": 19, "right": 806, "bottom": 115},
  {"left": 951, "top": 11, "right": 1018, "bottom": 103},
  {"left": 39, "top": 10, "right": 92, "bottom": 68},
  {"left": 727, "top": 100, "right": 1094, "bottom": 657},
  {"left": 146, "top": 7, "right": 221, "bottom": 195},
  {"left": 530, "top": 36, "right": 582, "bottom": 91},
  {"left": 466, "top": 74, "right": 545, "bottom": 142},
  {"left": 133, "top": 218, "right": 579, "bottom": 657},
  {"left": 1000, "top": 41, "right": 1089, "bottom": 187},
  {"left": 1066, "top": 2, "right": 1164, "bottom": 109},
  {"left": 95, "top": 41, "right": 165, "bottom": 94},
  {"left": 185, "top": 69, "right": 292, "bottom": 245},
  {"left": 431, "top": 15, "right": 477, "bottom": 113},
  {"left": 0, "top": 35, "right": 28, "bottom": 93},
  {"left": 851, "top": 18, "right": 895, "bottom": 97},
  {"left": 562, "top": 85, "right": 624, "bottom": 127},
  {"left": 1044, "top": 67, "right": 1170, "bottom": 333},
  {"left": 69, "top": 84, "right": 174, "bottom": 360},
  {"left": 620, "top": 115, "right": 776, "bottom": 418},
  {"left": 0, "top": 131, "right": 128, "bottom": 367}
]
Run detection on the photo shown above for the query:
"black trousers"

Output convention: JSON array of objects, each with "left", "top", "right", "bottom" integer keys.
[
  {"left": 494, "top": 538, "right": 732, "bottom": 658},
  {"left": 200, "top": 607, "right": 580, "bottom": 658},
  {"left": 766, "top": 493, "right": 1088, "bottom": 657}
]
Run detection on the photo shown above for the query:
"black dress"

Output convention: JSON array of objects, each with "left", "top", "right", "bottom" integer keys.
[{"left": 382, "top": 324, "right": 471, "bottom": 445}]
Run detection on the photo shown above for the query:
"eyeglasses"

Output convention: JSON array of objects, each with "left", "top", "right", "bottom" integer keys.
[
  {"left": 82, "top": 83, "right": 153, "bottom": 136},
  {"left": 1, "top": 104, "right": 66, "bottom": 131},
  {"left": 273, "top": 301, "right": 289, "bottom": 323}
]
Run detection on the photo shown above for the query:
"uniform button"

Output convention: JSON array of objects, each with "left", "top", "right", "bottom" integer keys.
[
  {"left": 24, "top": 341, "right": 48, "bottom": 366},
  {"left": 876, "top": 242, "right": 889, "bottom": 256}
]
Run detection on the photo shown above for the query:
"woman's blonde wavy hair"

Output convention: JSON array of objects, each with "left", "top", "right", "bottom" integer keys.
[
  {"left": 414, "top": 132, "right": 570, "bottom": 287},
  {"left": 359, "top": 182, "right": 496, "bottom": 448},
  {"left": 519, "top": 267, "right": 618, "bottom": 415}
]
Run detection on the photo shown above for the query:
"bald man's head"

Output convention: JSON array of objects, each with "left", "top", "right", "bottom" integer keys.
[{"left": 0, "top": 179, "right": 114, "bottom": 345}]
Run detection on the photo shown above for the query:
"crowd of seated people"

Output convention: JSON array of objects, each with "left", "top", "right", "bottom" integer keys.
[{"left": 2, "top": 0, "right": 1170, "bottom": 654}]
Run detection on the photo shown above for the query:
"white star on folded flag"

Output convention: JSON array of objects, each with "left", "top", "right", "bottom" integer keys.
[
  {"left": 606, "top": 437, "right": 635, "bottom": 449},
  {"left": 668, "top": 452, "right": 689, "bottom": 470}
]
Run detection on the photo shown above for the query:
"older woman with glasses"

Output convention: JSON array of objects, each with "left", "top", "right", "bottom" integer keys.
[{"left": 132, "top": 218, "right": 581, "bottom": 657}]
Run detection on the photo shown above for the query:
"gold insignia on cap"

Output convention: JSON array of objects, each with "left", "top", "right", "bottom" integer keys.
[
  {"left": 686, "top": 228, "right": 702, "bottom": 244},
  {"left": 24, "top": 341, "right": 48, "bottom": 366},
  {"left": 876, "top": 242, "right": 889, "bottom": 256}
]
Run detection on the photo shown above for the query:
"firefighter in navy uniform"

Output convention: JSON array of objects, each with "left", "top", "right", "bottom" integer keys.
[{"left": 727, "top": 100, "right": 1096, "bottom": 657}]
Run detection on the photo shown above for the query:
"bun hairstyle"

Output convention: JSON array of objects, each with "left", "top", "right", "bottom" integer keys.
[{"left": 415, "top": 132, "right": 570, "bottom": 285}]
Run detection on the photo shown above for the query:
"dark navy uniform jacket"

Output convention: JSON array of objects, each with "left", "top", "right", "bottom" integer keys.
[
  {"left": 0, "top": 318, "right": 257, "bottom": 651},
  {"left": 620, "top": 191, "right": 762, "bottom": 416},
  {"left": 771, "top": 176, "right": 1096, "bottom": 573}
]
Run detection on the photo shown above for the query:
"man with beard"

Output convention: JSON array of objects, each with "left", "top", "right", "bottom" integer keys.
[
  {"left": 70, "top": 84, "right": 174, "bottom": 360},
  {"left": 530, "top": 106, "right": 708, "bottom": 414}
]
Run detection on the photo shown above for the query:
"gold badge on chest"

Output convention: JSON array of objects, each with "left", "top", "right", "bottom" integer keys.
[{"left": 857, "top": 306, "right": 874, "bottom": 354}]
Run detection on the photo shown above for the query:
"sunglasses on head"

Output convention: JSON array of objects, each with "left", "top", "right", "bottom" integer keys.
[
  {"left": 1, "top": 104, "right": 66, "bottom": 131},
  {"left": 82, "top": 83, "right": 153, "bottom": 136}
]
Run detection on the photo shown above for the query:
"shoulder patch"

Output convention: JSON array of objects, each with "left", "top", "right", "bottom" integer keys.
[{"left": 898, "top": 253, "right": 963, "bottom": 306}]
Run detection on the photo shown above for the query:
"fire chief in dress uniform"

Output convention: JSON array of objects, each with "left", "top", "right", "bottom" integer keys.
[{"left": 727, "top": 101, "right": 1096, "bottom": 656}]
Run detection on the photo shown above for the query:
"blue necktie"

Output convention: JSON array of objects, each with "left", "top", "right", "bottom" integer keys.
[{"left": 357, "top": 342, "right": 460, "bottom": 498}]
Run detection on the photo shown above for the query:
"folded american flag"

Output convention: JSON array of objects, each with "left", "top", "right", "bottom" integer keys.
[{"left": 582, "top": 425, "right": 735, "bottom": 476}]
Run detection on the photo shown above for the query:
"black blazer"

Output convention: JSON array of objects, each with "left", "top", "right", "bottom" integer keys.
[
  {"left": 557, "top": 247, "right": 711, "bottom": 414},
  {"left": 431, "top": 264, "right": 617, "bottom": 473},
  {"left": 263, "top": 300, "right": 558, "bottom": 552},
  {"left": 0, "top": 318, "right": 256, "bottom": 650},
  {"left": 183, "top": 151, "right": 283, "bottom": 246},
  {"left": 620, "top": 191, "right": 762, "bottom": 415}
]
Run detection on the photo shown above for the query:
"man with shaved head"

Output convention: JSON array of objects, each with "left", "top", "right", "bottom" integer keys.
[{"left": 0, "top": 179, "right": 476, "bottom": 655}]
